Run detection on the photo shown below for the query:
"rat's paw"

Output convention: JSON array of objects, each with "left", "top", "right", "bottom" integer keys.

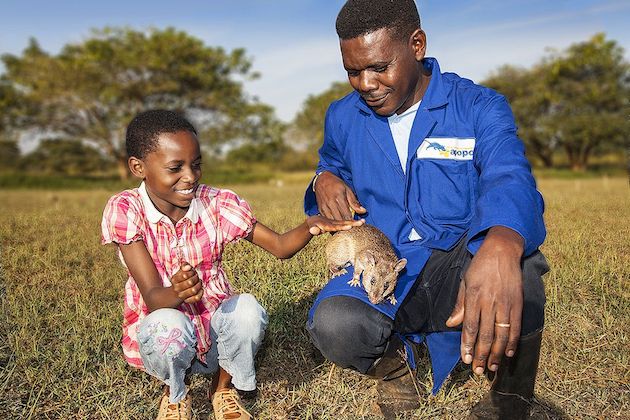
[
  {"left": 387, "top": 295, "right": 398, "bottom": 305},
  {"left": 331, "top": 268, "right": 348, "bottom": 278},
  {"left": 347, "top": 278, "right": 360, "bottom": 287}
]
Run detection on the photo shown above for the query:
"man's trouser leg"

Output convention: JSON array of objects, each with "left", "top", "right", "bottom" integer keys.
[{"left": 306, "top": 296, "right": 420, "bottom": 415}]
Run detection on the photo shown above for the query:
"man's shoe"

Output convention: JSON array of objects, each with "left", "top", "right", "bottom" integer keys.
[
  {"left": 211, "top": 388, "right": 253, "bottom": 420},
  {"left": 156, "top": 393, "right": 192, "bottom": 420},
  {"left": 366, "top": 335, "right": 421, "bottom": 416},
  {"left": 468, "top": 329, "right": 543, "bottom": 420}
]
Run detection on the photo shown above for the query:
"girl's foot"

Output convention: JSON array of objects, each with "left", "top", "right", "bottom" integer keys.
[
  {"left": 211, "top": 388, "right": 252, "bottom": 420},
  {"left": 156, "top": 393, "right": 192, "bottom": 420}
]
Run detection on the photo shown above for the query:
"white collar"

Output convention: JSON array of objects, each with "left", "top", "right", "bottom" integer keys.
[
  {"left": 388, "top": 100, "right": 421, "bottom": 122},
  {"left": 138, "top": 182, "right": 199, "bottom": 225}
]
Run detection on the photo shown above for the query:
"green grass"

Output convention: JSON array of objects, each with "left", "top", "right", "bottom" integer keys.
[{"left": 1, "top": 177, "right": 628, "bottom": 419}]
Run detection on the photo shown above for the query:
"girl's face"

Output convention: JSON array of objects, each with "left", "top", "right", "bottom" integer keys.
[{"left": 140, "top": 130, "right": 202, "bottom": 222}]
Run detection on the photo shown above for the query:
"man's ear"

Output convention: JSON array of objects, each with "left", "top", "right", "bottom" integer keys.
[
  {"left": 128, "top": 156, "right": 145, "bottom": 179},
  {"left": 409, "top": 29, "right": 426, "bottom": 61}
]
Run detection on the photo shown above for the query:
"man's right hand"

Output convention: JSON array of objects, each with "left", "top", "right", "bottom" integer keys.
[{"left": 314, "top": 171, "right": 366, "bottom": 220}]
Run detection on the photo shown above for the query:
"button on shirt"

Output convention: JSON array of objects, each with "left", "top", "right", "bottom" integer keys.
[{"left": 101, "top": 182, "right": 256, "bottom": 369}]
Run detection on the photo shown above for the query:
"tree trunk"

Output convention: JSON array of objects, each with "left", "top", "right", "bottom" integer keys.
[
  {"left": 538, "top": 151, "right": 554, "bottom": 168},
  {"left": 116, "top": 157, "right": 130, "bottom": 180},
  {"left": 529, "top": 136, "right": 553, "bottom": 168},
  {"left": 570, "top": 162, "right": 586, "bottom": 172}
]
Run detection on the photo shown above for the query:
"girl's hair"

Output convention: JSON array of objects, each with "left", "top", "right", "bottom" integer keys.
[
  {"left": 336, "top": 0, "right": 421, "bottom": 41},
  {"left": 125, "top": 109, "right": 198, "bottom": 159}
]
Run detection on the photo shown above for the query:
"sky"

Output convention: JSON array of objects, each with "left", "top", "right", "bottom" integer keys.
[{"left": 1, "top": 0, "right": 629, "bottom": 123}]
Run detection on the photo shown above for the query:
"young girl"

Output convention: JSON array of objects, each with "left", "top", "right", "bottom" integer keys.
[{"left": 101, "top": 110, "right": 363, "bottom": 420}]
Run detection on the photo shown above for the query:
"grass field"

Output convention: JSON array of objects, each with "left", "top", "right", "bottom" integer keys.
[{"left": 1, "top": 175, "right": 628, "bottom": 419}]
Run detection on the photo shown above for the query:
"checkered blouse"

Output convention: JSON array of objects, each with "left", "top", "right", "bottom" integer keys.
[{"left": 101, "top": 182, "right": 256, "bottom": 369}]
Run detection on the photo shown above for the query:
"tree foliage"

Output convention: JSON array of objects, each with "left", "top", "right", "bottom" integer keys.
[
  {"left": 21, "top": 138, "right": 111, "bottom": 175},
  {"left": 0, "top": 139, "right": 21, "bottom": 171},
  {"left": 292, "top": 81, "right": 353, "bottom": 152},
  {"left": 484, "top": 33, "right": 629, "bottom": 171},
  {"left": 1, "top": 27, "right": 282, "bottom": 179},
  {"left": 484, "top": 65, "right": 557, "bottom": 167}
]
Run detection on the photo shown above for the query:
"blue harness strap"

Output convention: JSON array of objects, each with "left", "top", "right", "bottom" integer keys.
[{"left": 308, "top": 266, "right": 462, "bottom": 395}]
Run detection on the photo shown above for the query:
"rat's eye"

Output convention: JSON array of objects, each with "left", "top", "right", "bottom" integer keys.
[{"left": 370, "top": 278, "right": 375, "bottom": 285}]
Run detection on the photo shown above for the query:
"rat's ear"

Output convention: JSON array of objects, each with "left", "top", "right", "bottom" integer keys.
[
  {"left": 128, "top": 156, "right": 145, "bottom": 179},
  {"left": 394, "top": 258, "right": 407, "bottom": 273}
]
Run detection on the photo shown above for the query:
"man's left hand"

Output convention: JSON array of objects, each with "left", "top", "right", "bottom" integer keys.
[{"left": 446, "top": 226, "right": 525, "bottom": 374}]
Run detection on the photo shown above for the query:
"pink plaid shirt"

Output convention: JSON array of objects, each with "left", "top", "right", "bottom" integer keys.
[{"left": 101, "top": 182, "right": 256, "bottom": 369}]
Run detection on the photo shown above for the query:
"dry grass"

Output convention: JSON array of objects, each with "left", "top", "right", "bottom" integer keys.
[{"left": 0, "top": 176, "right": 628, "bottom": 419}]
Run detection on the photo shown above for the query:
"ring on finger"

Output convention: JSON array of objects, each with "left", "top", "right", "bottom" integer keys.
[{"left": 494, "top": 322, "right": 511, "bottom": 328}]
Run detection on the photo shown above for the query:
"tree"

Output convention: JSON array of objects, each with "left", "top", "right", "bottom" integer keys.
[
  {"left": 292, "top": 81, "right": 353, "bottom": 158},
  {"left": 0, "top": 139, "right": 21, "bottom": 171},
  {"left": 1, "top": 28, "right": 277, "bottom": 179},
  {"left": 484, "top": 65, "right": 557, "bottom": 168},
  {"left": 0, "top": 79, "right": 28, "bottom": 172},
  {"left": 21, "top": 138, "right": 111, "bottom": 175},
  {"left": 484, "top": 34, "right": 629, "bottom": 171},
  {"left": 227, "top": 139, "right": 289, "bottom": 164},
  {"left": 545, "top": 33, "right": 629, "bottom": 171}
]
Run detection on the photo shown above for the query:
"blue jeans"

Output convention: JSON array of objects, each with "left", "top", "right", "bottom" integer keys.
[{"left": 137, "top": 294, "right": 268, "bottom": 403}]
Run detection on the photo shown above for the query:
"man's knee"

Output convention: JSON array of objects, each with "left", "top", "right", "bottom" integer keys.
[{"left": 307, "top": 296, "right": 392, "bottom": 371}]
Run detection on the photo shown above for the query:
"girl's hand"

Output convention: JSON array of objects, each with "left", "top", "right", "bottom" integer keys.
[
  {"left": 171, "top": 262, "right": 204, "bottom": 304},
  {"left": 306, "top": 215, "right": 365, "bottom": 236}
]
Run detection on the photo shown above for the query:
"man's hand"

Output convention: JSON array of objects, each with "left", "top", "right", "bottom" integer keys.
[
  {"left": 314, "top": 171, "right": 366, "bottom": 220},
  {"left": 446, "top": 227, "right": 524, "bottom": 374},
  {"left": 171, "top": 262, "right": 204, "bottom": 304}
]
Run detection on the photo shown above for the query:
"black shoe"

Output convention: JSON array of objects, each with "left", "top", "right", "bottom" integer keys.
[
  {"left": 366, "top": 335, "right": 421, "bottom": 417},
  {"left": 468, "top": 329, "right": 543, "bottom": 420}
]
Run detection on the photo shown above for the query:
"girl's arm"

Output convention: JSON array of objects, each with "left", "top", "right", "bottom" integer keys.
[
  {"left": 246, "top": 215, "right": 364, "bottom": 259},
  {"left": 119, "top": 241, "right": 203, "bottom": 311}
]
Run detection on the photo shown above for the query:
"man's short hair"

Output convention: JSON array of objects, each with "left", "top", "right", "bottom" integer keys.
[
  {"left": 336, "top": 0, "right": 421, "bottom": 41},
  {"left": 126, "top": 109, "right": 197, "bottom": 159}
]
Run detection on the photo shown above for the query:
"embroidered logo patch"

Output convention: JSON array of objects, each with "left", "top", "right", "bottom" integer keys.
[{"left": 417, "top": 137, "right": 475, "bottom": 160}]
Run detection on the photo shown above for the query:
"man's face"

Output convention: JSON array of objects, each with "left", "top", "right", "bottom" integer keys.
[
  {"left": 139, "top": 130, "right": 202, "bottom": 221},
  {"left": 340, "top": 28, "right": 426, "bottom": 116}
]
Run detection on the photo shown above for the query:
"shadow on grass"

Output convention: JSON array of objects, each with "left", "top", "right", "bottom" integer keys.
[
  {"left": 531, "top": 397, "right": 570, "bottom": 420},
  {"left": 255, "top": 290, "right": 324, "bottom": 386},
  {"left": 181, "top": 291, "right": 324, "bottom": 418},
  {"left": 439, "top": 360, "right": 569, "bottom": 420},
  {"left": 179, "top": 291, "right": 571, "bottom": 419}
]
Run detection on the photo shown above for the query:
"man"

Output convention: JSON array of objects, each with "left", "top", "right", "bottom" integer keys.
[{"left": 303, "top": 0, "right": 549, "bottom": 418}]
